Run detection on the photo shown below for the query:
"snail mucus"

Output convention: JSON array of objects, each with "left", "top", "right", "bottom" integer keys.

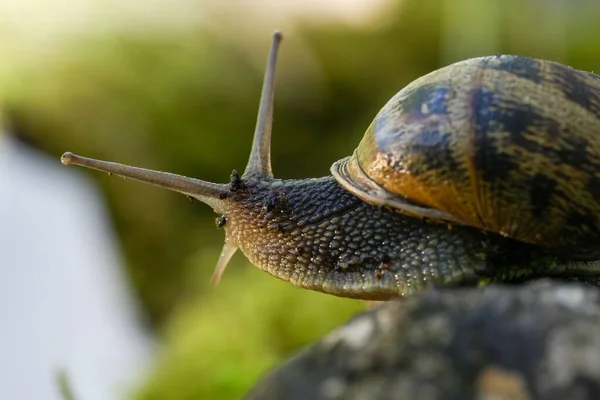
[{"left": 61, "top": 31, "right": 600, "bottom": 300}]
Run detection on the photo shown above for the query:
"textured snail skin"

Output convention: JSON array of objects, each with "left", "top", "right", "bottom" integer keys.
[
  {"left": 336, "top": 55, "right": 600, "bottom": 250},
  {"left": 223, "top": 174, "right": 572, "bottom": 300}
]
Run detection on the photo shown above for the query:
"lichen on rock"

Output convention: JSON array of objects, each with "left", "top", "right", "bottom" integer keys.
[{"left": 246, "top": 280, "right": 600, "bottom": 400}]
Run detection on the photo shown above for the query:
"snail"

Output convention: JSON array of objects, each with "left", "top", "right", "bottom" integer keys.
[{"left": 61, "top": 31, "right": 600, "bottom": 300}]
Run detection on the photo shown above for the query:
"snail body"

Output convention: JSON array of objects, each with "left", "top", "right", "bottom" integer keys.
[{"left": 61, "top": 32, "right": 600, "bottom": 300}]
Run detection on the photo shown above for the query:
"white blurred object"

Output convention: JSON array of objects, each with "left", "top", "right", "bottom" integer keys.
[{"left": 0, "top": 133, "right": 154, "bottom": 400}]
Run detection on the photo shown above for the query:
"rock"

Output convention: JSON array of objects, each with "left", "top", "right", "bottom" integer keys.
[{"left": 245, "top": 280, "right": 600, "bottom": 400}]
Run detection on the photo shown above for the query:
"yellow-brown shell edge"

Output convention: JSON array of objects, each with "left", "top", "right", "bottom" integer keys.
[{"left": 331, "top": 153, "right": 461, "bottom": 224}]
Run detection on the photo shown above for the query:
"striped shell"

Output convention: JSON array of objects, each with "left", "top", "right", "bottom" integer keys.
[{"left": 331, "top": 55, "right": 600, "bottom": 249}]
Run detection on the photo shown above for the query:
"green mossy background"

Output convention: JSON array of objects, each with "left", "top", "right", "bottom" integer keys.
[{"left": 3, "top": 0, "right": 600, "bottom": 399}]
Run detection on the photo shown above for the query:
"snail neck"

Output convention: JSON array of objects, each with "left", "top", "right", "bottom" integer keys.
[
  {"left": 224, "top": 175, "right": 363, "bottom": 253},
  {"left": 223, "top": 175, "right": 362, "bottom": 281}
]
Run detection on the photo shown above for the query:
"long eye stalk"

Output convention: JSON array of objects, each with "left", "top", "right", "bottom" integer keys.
[
  {"left": 60, "top": 152, "right": 229, "bottom": 213},
  {"left": 61, "top": 31, "right": 285, "bottom": 285},
  {"left": 244, "top": 30, "right": 282, "bottom": 178}
]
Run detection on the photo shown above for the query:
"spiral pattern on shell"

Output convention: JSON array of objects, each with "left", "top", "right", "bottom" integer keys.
[{"left": 333, "top": 55, "right": 600, "bottom": 250}]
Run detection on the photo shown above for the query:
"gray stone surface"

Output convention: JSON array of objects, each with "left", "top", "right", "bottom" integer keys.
[{"left": 246, "top": 280, "right": 600, "bottom": 400}]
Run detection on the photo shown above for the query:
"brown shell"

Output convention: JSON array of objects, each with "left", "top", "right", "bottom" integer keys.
[{"left": 331, "top": 55, "right": 600, "bottom": 248}]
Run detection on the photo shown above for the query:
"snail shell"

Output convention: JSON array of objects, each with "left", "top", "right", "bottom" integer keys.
[{"left": 333, "top": 55, "right": 600, "bottom": 249}]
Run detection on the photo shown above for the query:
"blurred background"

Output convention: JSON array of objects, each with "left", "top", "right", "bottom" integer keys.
[{"left": 1, "top": 0, "right": 599, "bottom": 398}]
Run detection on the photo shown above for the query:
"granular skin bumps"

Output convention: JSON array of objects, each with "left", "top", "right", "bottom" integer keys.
[{"left": 223, "top": 175, "right": 560, "bottom": 300}]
